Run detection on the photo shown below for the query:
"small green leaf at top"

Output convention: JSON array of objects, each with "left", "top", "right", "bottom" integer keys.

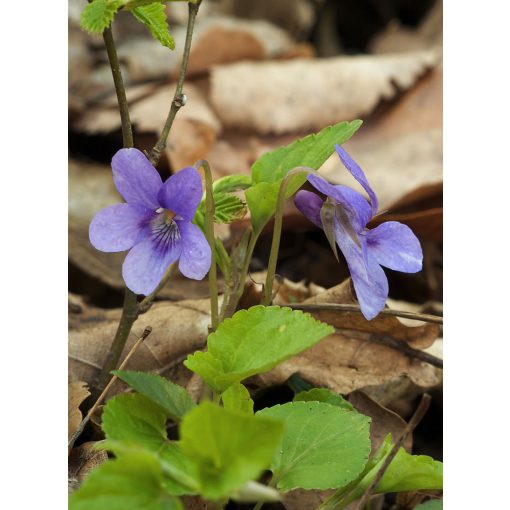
[
  {"left": 294, "top": 388, "right": 355, "bottom": 412},
  {"left": 222, "top": 383, "right": 254, "bottom": 414},
  {"left": 257, "top": 400, "right": 371, "bottom": 492},
  {"left": 69, "top": 451, "right": 183, "bottom": 510},
  {"left": 113, "top": 370, "right": 196, "bottom": 422},
  {"left": 80, "top": 0, "right": 123, "bottom": 33},
  {"left": 184, "top": 305, "right": 333, "bottom": 392},
  {"left": 131, "top": 2, "right": 175, "bottom": 50},
  {"left": 179, "top": 402, "right": 284, "bottom": 500}
]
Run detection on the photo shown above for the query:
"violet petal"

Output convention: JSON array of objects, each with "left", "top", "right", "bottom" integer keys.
[
  {"left": 307, "top": 174, "right": 371, "bottom": 230},
  {"left": 294, "top": 190, "right": 323, "bottom": 228},
  {"left": 89, "top": 203, "right": 154, "bottom": 253},
  {"left": 112, "top": 148, "right": 163, "bottom": 210},
  {"left": 157, "top": 167, "right": 203, "bottom": 221},
  {"left": 334, "top": 218, "right": 388, "bottom": 320},
  {"left": 365, "top": 221, "right": 423, "bottom": 273},
  {"left": 334, "top": 144, "right": 379, "bottom": 216},
  {"left": 122, "top": 235, "right": 182, "bottom": 295},
  {"left": 176, "top": 220, "right": 211, "bottom": 280}
]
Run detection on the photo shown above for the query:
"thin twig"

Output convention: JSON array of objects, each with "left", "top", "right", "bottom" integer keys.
[
  {"left": 195, "top": 159, "right": 219, "bottom": 330},
  {"left": 148, "top": 0, "right": 202, "bottom": 165},
  {"left": 102, "top": 26, "right": 133, "bottom": 148},
  {"left": 354, "top": 394, "right": 432, "bottom": 509},
  {"left": 335, "top": 329, "right": 443, "bottom": 369},
  {"left": 68, "top": 327, "right": 152, "bottom": 453},
  {"left": 290, "top": 303, "right": 443, "bottom": 325}
]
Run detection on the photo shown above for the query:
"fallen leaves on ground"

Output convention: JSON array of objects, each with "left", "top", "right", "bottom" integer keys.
[
  {"left": 256, "top": 279, "right": 441, "bottom": 395},
  {"left": 210, "top": 50, "right": 439, "bottom": 134},
  {"left": 68, "top": 381, "right": 90, "bottom": 443}
]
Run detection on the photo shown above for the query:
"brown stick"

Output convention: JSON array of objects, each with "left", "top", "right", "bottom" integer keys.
[
  {"left": 290, "top": 303, "right": 443, "bottom": 325},
  {"left": 68, "top": 327, "right": 152, "bottom": 453},
  {"left": 355, "top": 394, "right": 432, "bottom": 509}
]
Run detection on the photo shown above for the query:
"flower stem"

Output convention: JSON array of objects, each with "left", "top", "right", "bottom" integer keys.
[
  {"left": 95, "top": 5, "right": 201, "bottom": 391},
  {"left": 97, "top": 287, "right": 139, "bottom": 390},
  {"left": 148, "top": 0, "right": 202, "bottom": 165},
  {"left": 96, "top": 22, "right": 138, "bottom": 392},
  {"left": 262, "top": 168, "right": 311, "bottom": 306},
  {"left": 102, "top": 26, "right": 133, "bottom": 148},
  {"left": 196, "top": 159, "right": 219, "bottom": 331}
]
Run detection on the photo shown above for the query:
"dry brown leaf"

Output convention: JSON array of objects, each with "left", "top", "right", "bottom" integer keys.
[
  {"left": 370, "top": 1, "right": 442, "bottom": 54},
  {"left": 69, "top": 297, "right": 211, "bottom": 387},
  {"left": 210, "top": 49, "right": 440, "bottom": 134},
  {"left": 68, "top": 442, "right": 108, "bottom": 493},
  {"left": 69, "top": 159, "right": 218, "bottom": 299},
  {"left": 256, "top": 280, "right": 441, "bottom": 395},
  {"left": 349, "top": 391, "right": 412, "bottom": 453},
  {"left": 74, "top": 83, "right": 221, "bottom": 169},
  {"left": 68, "top": 381, "right": 90, "bottom": 443},
  {"left": 303, "top": 279, "right": 439, "bottom": 349},
  {"left": 185, "top": 17, "right": 296, "bottom": 76}
]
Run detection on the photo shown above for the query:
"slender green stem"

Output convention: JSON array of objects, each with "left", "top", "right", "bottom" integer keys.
[
  {"left": 102, "top": 26, "right": 133, "bottom": 148},
  {"left": 196, "top": 160, "right": 219, "bottom": 331},
  {"left": 262, "top": 168, "right": 310, "bottom": 306},
  {"left": 148, "top": 0, "right": 202, "bottom": 165}
]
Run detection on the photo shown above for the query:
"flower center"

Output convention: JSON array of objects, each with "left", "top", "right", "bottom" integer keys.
[{"left": 151, "top": 210, "right": 180, "bottom": 250}]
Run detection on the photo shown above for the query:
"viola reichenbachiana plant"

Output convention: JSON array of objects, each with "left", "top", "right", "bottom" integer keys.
[{"left": 71, "top": 1, "right": 442, "bottom": 509}]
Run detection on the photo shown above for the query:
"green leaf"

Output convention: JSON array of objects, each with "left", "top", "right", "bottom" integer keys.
[
  {"left": 375, "top": 448, "right": 443, "bottom": 493},
  {"left": 245, "top": 181, "right": 281, "bottom": 235},
  {"left": 80, "top": 0, "right": 123, "bottom": 33},
  {"left": 131, "top": 3, "right": 175, "bottom": 50},
  {"left": 252, "top": 120, "right": 362, "bottom": 184},
  {"left": 184, "top": 305, "right": 333, "bottom": 392},
  {"left": 113, "top": 370, "right": 196, "bottom": 422},
  {"left": 257, "top": 401, "right": 371, "bottom": 491},
  {"left": 101, "top": 393, "right": 168, "bottom": 452},
  {"left": 294, "top": 388, "right": 355, "bottom": 412},
  {"left": 330, "top": 437, "right": 443, "bottom": 507},
  {"left": 69, "top": 451, "right": 183, "bottom": 510},
  {"left": 222, "top": 383, "right": 254, "bottom": 414},
  {"left": 179, "top": 402, "right": 284, "bottom": 500},
  {"left": 213, "top": 174, "right": 252, "bottom": 194},
  {"left": 246, "top": 120, "right": 362, "bottom": 233},
  {"left": 414, "top": 501, "right": 443, "bottom": 510}
]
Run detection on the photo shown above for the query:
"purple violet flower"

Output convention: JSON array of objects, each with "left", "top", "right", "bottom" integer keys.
[
  {"left": 89, "top": 148, "right": 211, "bottom": 295},
  {"left": 294, "top": 145, "right": 423, "bottom": 320}
]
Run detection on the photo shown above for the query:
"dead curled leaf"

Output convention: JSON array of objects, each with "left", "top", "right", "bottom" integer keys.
[
  {"left": 68, "top": 442, "right": 108, "bottom": 493},
  {"left": 255, "top": 279, "right": 441, "bottom": 395},
  {"left": 68, "top": 381, "right": 90, "bottom": 443},
  {"left": 210, "top": 49, "right": 440, "bottom": 134}
]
